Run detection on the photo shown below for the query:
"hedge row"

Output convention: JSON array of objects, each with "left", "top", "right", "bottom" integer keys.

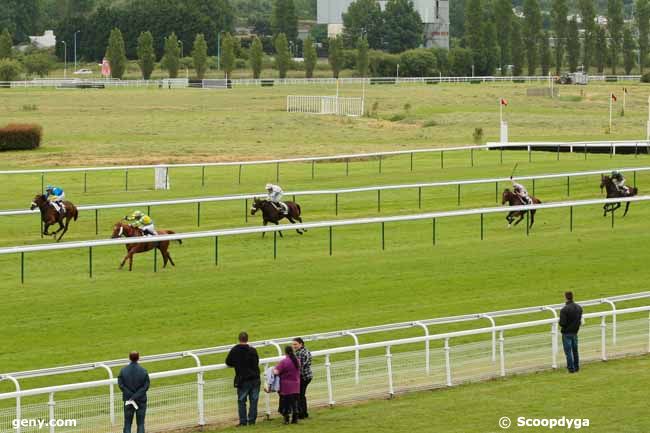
[{"left": 0, "top": 124, "right": 42, "bottom": 151}]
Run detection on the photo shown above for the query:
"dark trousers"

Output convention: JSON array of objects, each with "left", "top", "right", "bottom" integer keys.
[
  {"left": 279, "top": 394, "right": 299, "bottom": 422},
  {"left": 123, "top": 401, "right": 146, "bottom": 433},
  {"left": 237, "top": 381, "right": 260, "bottom": 426},
  {"left": 298, "top": 377, "right": 311, "bottom": 418},
  {"left": 562, "top": 334, "right": 580, "bottom": 372}
]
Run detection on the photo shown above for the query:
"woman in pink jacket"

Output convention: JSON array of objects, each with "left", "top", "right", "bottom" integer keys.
[{"left": 273, "top": 345, "right": 301, "bottom": 424}]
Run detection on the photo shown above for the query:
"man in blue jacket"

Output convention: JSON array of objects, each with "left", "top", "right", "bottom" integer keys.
[
  {"left": 559, "top": 292, "right": 583, "bottom": 373},
  {"left": 118, "top": 352, "right": 150, "bottom": 433}
]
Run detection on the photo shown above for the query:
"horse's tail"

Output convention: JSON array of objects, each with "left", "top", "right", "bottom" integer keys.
[
  {"left": 166, "top": 230, "right": 183, "bottom": 244},
  {"left": 295, "top": 203, "right": 301, "bottom": 216},
  {"left": 73, "top": 206, "right": 79, "bottom": 221}
]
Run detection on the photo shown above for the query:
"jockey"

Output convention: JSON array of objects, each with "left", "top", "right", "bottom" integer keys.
[
  {"left": 265, "top": 183, "right": 288, "bottom": 215},
  {"left": 611, "top": 170, "right": 629, "bottom": 195},
  {"left": 510, "top": 177, "right": 532, "bottom": 205},
  {"left": 45, "top": 185, "right": 66, "bottom": 214},
  {"left": 125, "top": 210, "right": 158, "bottom": 236}
]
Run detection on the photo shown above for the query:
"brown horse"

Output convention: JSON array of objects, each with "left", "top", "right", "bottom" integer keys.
[
  {"left": 600, "top": 175, "right": 638, "bottom": 217},
  {"left": 30, "top": 194, "right": 78, "bottom": 242},
  {"left": 250, "top": 198, "right": 305, "bottom": 237},
  {"left": 111, "top": 222, "right": 181, "bottom": 271},
  {"left": 502, "top": 189, "right": 542, "bottom": 229}
]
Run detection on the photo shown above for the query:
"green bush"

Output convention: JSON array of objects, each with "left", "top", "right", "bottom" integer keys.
[
  {"left": 0, "top": 124, "right": 42, "bottom": 151},
  {"left": 368, "top": 50, "right": 400, "bottom": 77},
  {"left": 399, "top": 48, "right": 437, "bottom": 77},
  {"left": 0, "top": 59, "right": 23, "bottom": 82},
  {"left": 341, "top": 49, "right": 357, "bottom": 70},
  {"left": 641, "top": 72, "right": 650, "bottom": 83}
]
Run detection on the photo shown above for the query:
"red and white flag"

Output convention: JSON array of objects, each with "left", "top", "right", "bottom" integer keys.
[
  {"left": 500, "top": 98, "right": 508, "bottom": 106},
  {"left": 101, "top": 58, "right": 111, "bottom": 78}
]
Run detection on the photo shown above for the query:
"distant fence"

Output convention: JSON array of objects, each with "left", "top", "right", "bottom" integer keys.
[
  {"left": 1, "top": 302, "right": 648, "bottom": 433},
  {"left": 1, "top": 140, "right": 649, "bottom": 194},
  {"left": 3, "top": 166, "right": 650, "bottom": 234},
  {"left": 2, "top": 195, "right": 649, "bottom": 282},
  {"left": 1, "top": 78, "right": 189, "bottom": 89},
  {"left": 287, "top": 95, "right": 364, "bottom": 117}
]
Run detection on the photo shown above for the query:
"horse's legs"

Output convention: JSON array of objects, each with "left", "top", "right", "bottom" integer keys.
[
  {"left": 43, "top": 222, "right": 50, "bottom": 235},
  {"left": 513, "top": 212, "right": 525, "bottom": 226},
  {"left": 160, "top": 246, "right": 169, "bottom": 268},
  {"left": 262, "top": 220, "right": 268, "bottom": 238},
  {"left": 623, "top": 201, "right": 631, "bottom": 217},
  {"left": 287, "top": 216, "right": 304, "bottom": 235},
  {"left": 529, "top": 210, "right": 536, "bottom": 228},
  {"left": 128, "top": 251, "right": 135, "bottom": 271},
  {"left": 56, "top": 218, "right": 70, "bottom": 242},
  {"left": 165, "top": 250, "right": 175, "bottom": 267}
]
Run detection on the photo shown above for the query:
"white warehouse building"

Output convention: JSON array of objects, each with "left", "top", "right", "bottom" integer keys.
[{"left": 317, "top": 0, "right": 449, "bottom": 49}]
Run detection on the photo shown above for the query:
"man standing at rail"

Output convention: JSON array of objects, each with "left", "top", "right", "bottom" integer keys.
[
  {"left": 226, "top": 332, "right": 261, "bottom": 427},
  {"left": 118, "top": 351, "right": 150, "bottom": 433},
  {"left": 559, "top": 291, "right": 583, "bottom": 373}
]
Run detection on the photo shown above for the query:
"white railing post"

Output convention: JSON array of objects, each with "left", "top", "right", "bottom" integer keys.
[
  {"left": 603, "top": 299, "right": 617, "bottom": 347},
  {"left": 499, "top": 331, "right": 506, "bottom": 377},
  {"left": 48, "top": 392, "right": 55, "bottom": 433},
  {"left": 542, "top": 307, "right": 559, "bottom": 369},
  {"left": 601, "top": 316, "right": 608, "bottom": 361},
  {"left": 264, "top": 362, "right": 271, "bottom": 419},
  {"left": 183, "top": 352, "right": 205, "bottom": 426},
  {"left": 1, "top": 375, "right": 21, "bottom": 433},
  {"left": 95, "top": 364, "right": 115, "bottom": 425},
  {"left": 480, "top": 314, "right": 497, "bottom": 362},
  {"left": 325, "top": 354, "right": 335, "bottom": 406},
  {"left": 444, "top": 338, "right": 452, "bottom": 386},
  {"left": 344, "top": 331, "right": 361, "bottom": 384},
  {"left": 414, "top": 322, "right": 430, "bottom": 375},
  {"left": 385, "top": 346, "right": 394, "bottom": 398}
]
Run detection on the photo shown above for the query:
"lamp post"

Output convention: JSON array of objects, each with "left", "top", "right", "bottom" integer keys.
[
  {"left": 61, "top": 40, "right": 67, "bottom": 79},
  {"left": 74, "top": 30, "right": 80, "bottom": 71},
  {"left": 217, "top": 32, "right": 221, "bottom": 71}
]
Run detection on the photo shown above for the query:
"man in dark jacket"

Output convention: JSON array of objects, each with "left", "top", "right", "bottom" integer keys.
[
  {"left": 118, "top": 352, "right": 150, "bottom": 433},
  {"left": 226, "top": 332, "right": 261, "bottom": 426},
  {"left": 559, "top": 291, "right": 583, "bottom": 373}
]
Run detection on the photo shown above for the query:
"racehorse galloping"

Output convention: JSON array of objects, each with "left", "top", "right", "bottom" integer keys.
[
  {"left": 30, "top": 194, "right": 78, "bottom": 242},
  {"left": 111, "top": 222, "right": 181, "bottom": 271},
  {"left": 600, "top": 175, "right": 638, "bottom": 217},
  {"left": 502, "top": 189, "right": 542, "bottom": 229},
  {"left": 250, "top": 198, "right": 305, "bottom": 237}
]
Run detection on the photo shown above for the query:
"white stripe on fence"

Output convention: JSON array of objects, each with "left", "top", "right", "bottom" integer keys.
[
  {"left": 0, "top": 195, "right": 648, "bottom": 255},
  {"left": 1, "top": 305, "right": 648, "bottom": 433}
]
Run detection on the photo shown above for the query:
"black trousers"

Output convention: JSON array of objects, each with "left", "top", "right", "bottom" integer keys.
[
  {"left": 298, "top": 377, "right": 311, "bottom": 418},
  {"left": 123, "top": 401, "right": 146, "bottom": 433},
  {"left": 279, "top": 394, "right": 299, "bottom": 420}
]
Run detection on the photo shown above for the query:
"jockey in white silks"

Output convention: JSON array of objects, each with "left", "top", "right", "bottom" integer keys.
[
  {"left": 265, "top": 183, "right": 288, "bottom": 215},
  {"left": 510, "top": 177, "right": 532, "bottom": 205}
]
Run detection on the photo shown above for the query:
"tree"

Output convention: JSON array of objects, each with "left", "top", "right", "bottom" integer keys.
[
  {"left": 272, "top": 0, "right": 298, "bottom": 42},
  {"left": 303, "top": 35, "right": 317, "bottom": 78},
  {"left": 578, "top": 0, "right": 596, "bottom": 72},
  {"left": 511, "top": 19, "right": 525, "bottom": 76},
  {"left": 482, "top": 20, "right": 499, "bottom": 76},
  {"left": 161, "top": 32, "right": 181, "bottom": 78},
  {"left": 551, "top": 0, "right": 568, "bottom": 74},
  {"left": 328, "top": 35, "right": 344, "bottom": 78},
  {"left": 449, "top": 47, "right": 473, "bottom": 76},
  {"left": 342, "top": 0, "right": 384, "bottom": 49},
  {"left": 357, "top": 37, "right": 369, "bottom": 77},
  {"left": 192, "top": 33, "right": 208, "bottom": 79},
  {"left": 540, "top": 31, "right": 551, "bottom": 76},
  {"left": 220, "top": 33, "right": 235, "bottom": 78},
  {"left": 494, "top": 0, "right": 513, "bottom": 74},
  {"left": 608, "top": 0, "right": 624, "bottom": 73},
  {"left": 105, "top": 28, "right": 126, "bottom": 79},
  {"left": 274, "top": 32, "right": 291, "bottom": 78},
  {"left": 399, "top": 48, "right": 436, "bottom": 76},
  {"left": 0, "top": 0, "right": 40, "bottom": 42},
  {"left": 0, "top": 59, "right": 23, "bottom": 81},
  {"left": 250, "top": 36, "right": 264, "bottom": 79},
  {"left": 136, "top": 31, "right": 156, "bottom": 80},
  {"left": 383, "top": 0, "right": 423, "bottom": 54},
  {"left": 566, "top": 18, "right": 580, "bottom": 72},
  {"left": 464, "top": 0, "right": 484, "bottom": 74},
  {"left": 595, "top": 26, "right": 608, "bottom": 73},
  {"left": 637, "top": 0, "right": 650, "bottom": 74},
  {"left": 623, "top": 27, "right": 637, "bottom": 74},
  {"left": 523, "top": 0, "right": 542, "bottom": 75},
  {"left": 23, "top": 51, "right": 55, "bottom": 77},
  {"left": 0, "top": 29, "right": 12, "bottom": 59}
]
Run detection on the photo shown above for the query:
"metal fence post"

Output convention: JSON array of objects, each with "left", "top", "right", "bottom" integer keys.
[
  {"left": 418, "top": 187, "right": 422, "bottom": 208},
  {"left": 381, "top": 222, "right": 385, "bottom": 250},
  {"left": 153, "top": 248, "right": 157, "bottom": 272},
  {"left": 276, "top": 162, "right": 280, "bottom": 182},
  {"left": 20, "top": 252, "right": 25, "bottom": 284},
  {"left": 567, "top": 176, "right": 570, "bottom": 196},
  {"left": 570, "top": 206, "right": 574, "bottom": 232},
  {"left": 273, "top": 231, "right": 277, "bottom": 259},
  {"left": 245, "top": 199, "right": 248, "bottom": 223},
  {"left": 325, "top": 354, "right": 335, "bottom": 406},
  {"left": 386, "top": 346, "right": 394, "bottom": 398},
  {"left": 125, "top": 169, "right": 129, "bottom": 192},
  {"left": 415, "top": 322, "right": 430, "bottom": 375},
  {"left": 184, "top": 353, "right": 205, "bottom": 426},
  {"left": 457, "top": 184, "right": 461, "bottom": 206},
  {"left": 480, "top": 213, "right": 484, "bottom": 240},
  {"left": 197, "top": 202, "right": 201, "bottom": 227},
  {"left": 379, "top": 155, "right": 382, "bottom": 174},
  {"left": 432, "top": 218, "right": 436, "bottom": 246},
  {"left": 83, "top": 171, "right": 88, "bottom": 193},
  {"left": 335, "top": 194, "right": 339, "bottom": 216},
  {"left": 311, "top": 160, "right": 315, "bottom": 179},
  {"left": 470, "top": 148, "right": 474, "bottom": 167},
  {"left": 89, "top": 247, "right": 93, "bottom": 278},
  {"left": 345, "top": 159, "right": 349, "bottom": 176},
  {"left": 214, "top": 236, "right": 219, "bottom": 266},
  {"left": 345, "top": 332, "right": 361, "bottom": 384},
  {"left": 440, "top": 151, "right": 444, "bottom": 169},
  {"left": 444, "top": 338, "right": 452, "bottom": 386},
  {"left": 329, "top": 226, "right": 333, "bottom": 256},
  {"left": 95, "top": 364, "right": 115, "bottom": 425},
  {"left": 410, "top": 152, "right": 414, "bottom": 172},
  {"left": 201, "top": 166, "right": 205, "bottom": 187},
  {"left": 238, "top": 164, "right": 242, "bottom": 184},
  {"left": 601, "top": 316, "right": 608, "bottom": 361},
  {"left": 377, "top": 190, "right": 381, "bottom": 212},
  {"left": 48, "top": 392, "right": 55, "bottom": 433},
  {"left": 95, "top": 209, "right": 99, "bottom": 235},
  {"left": 499, "top": 331, "right": 506, "bottom": 377}
]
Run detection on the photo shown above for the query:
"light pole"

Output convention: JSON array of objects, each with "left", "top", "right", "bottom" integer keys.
[
  {"left": 61, "top": 40, "right": 67, "bottom": 79},
  {"left": 396, "top": 63, "right": 399, "bottom": 82},
  {"left": 74, "top": 30, "right": 80, "bottom": 71},
  {"left": 217, "top": 32, "right": 221, "bottom": 71}
]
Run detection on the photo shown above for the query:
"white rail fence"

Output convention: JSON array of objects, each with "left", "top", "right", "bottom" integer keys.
[
  {"left": 1, "top": 79, "right": 189, "bottom": 89},
  {"left": 1, "top": 141, "right": 648, "bottom": 194},
  {"left": 1, "top": 304, "right": 649, "bottom": 433},
  {"left": 2, "top": 195, "right": 650, "bottom": 281},
  {"left": 3, "top": 165, "right": 650, "bottom": 233},
  {"left": 287, "top": 95, "right": 364, "bottom": 117}
]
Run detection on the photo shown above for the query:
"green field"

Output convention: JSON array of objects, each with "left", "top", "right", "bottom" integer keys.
[{"left": 1, "top": 83, "right": 650, "bottom": 432}]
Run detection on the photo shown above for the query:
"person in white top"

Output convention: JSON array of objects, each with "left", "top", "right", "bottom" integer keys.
[
  {"left": 510, "top": 177, "right": 532, "bottom": 205},
  {"left": 265, "top": 183, "right": 288, "bottom": 214}
]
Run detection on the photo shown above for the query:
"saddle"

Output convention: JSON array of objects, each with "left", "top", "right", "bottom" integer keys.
[{"left": 50, "top": 201, "right": 66, "bottom": 215}]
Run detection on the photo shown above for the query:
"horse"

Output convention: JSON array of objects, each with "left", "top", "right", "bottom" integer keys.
[
  {"left": 600, "top": 175, "right": 638, "bottom": 217},
  {"left": 30, "top": 194, "right": 78, "bottom": 242},
  {"left": 111, "top": 222, "right": 182, "bottom": 271},
  {"left": 250, "top": 198, "right": 305, "bottom": 237},
  {"left": 502, "top": 189, "right": 542, "bottom": 229}
]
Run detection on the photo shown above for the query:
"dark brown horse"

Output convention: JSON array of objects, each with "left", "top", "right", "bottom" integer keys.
[
  {"left": 600, "top": 175, "right": 638, "bottom": 217},
  {"left": 250, "top": 198, "right": 304, "bottom": 237},
  {"left": 502, "top": 189, "right": 542, "bottom": 229},
  {"left": 111, "top": 222, "right": 181, "bottom": 271},
  {"left": 30, "top": 194, "right": 78, "bottom": 242}
]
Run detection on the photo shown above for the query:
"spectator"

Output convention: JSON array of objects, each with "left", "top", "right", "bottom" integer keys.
[
  {"left": 226, "top": 332, "right": 261, "bottom": 427},
  {"left": 118, "top": 351, "right": 150, "bottom": 433},
  {"left": 273, "top": 345, "right": 301, "bottom": 424},
  {"left": 559, "top": 291, "right": 583, "bottom": 373},
  {"left": 292, "top": 337, "right": 312, "bottom": 419}
]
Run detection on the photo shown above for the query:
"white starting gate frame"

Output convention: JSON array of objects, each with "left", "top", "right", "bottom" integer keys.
[{"left": 287, "top": 95, "right": 364, "bottom": 117}]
